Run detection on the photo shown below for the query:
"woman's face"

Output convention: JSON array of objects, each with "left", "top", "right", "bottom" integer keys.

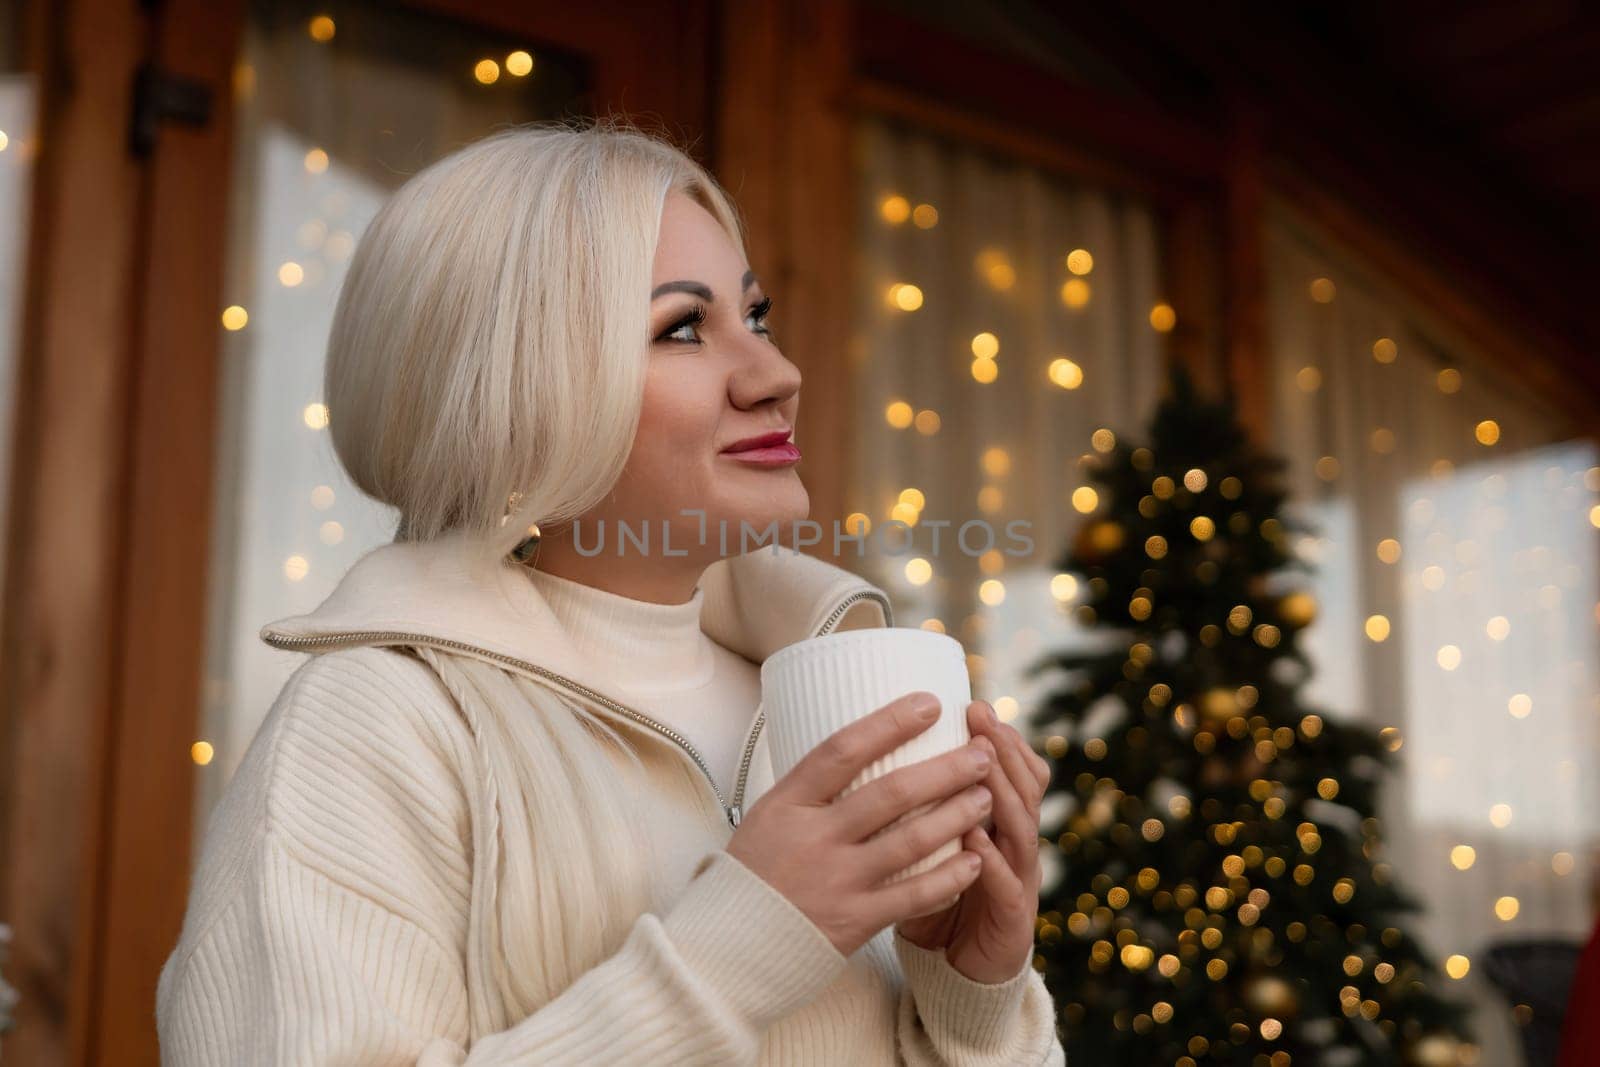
[{"left": 606, "top": 191, "right": 808, "bottom": 558}]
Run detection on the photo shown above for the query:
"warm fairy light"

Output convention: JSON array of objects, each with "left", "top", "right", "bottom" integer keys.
[
  {"left": 919, "top": 618, "right": 945, "bottom": 633},
  {"left": 308, "top": 14, "right": 336, "bottom": 41},
  {"left": 284, "top": 555, "right": 309, "bottom": 581},
  {"left": 970, "top": 358, "right": 998, "bottom": 383},
  {"left": 1554, "top": 852, "right": 1576, "bottom": 876},
  {"left": 0, "top": 130, "right": 8, "bottom": 152},
  {"left": 303, "top": 402, "right": 330, "bottom": 429},
  {"left": 1066, "top": 248, "right": 1093, "bottom": 275},
  {"left": 1372, "top": 337, "right": 1398, "bottom": 363},
  {"left": 1183, "top": 468, "right": 1207, "bottom": 492},
  {"left": 221, "top": 305, "right": 249, "bottom": 330},
  {"left": 977, "top": 486, "right": 1002, "bottom": 513},
  {"left": 898, "top": 487, "right": 926, "bottom": 510},
  {"left": 1296, "top": 366, "right": 1322, "bottom": 392},
  {"left": 979, "top": 579, "right": 1006, "bottom": 606},
  {"left": 190, "top": 740, "right": 214, "bottom": 765},
  {"left": 1494, "top": 896, "right": 1520, "bottom": 921},
  {"left": 1508, "top": 693, "right": 1532, "bottom": 719},
  {"left": 474, "top": 59, "right": 501, "bottom": 84},
  {"left": 1486, "top": 616, "right": 1510, "bottom": 640},
  {"left": 1370, "top": 427, "right": 1396, "bottom": 453},
  {"left": 1149, "top": 303, "right": 1176, "bottom": 332},
  {"left": 1489, "top": 803, "right": 1513, "bottom": 829},
  {"left": 904, "top": 557, "right": 932, "bottom": 585},
  {"left": 1189, "top": 516, "right": 1215, "bottom": 541},
  {"left": 890, "top": 502, "right": 919, "bottom": 526},
  {"left": 1060, "top": 278, "right": 1090, "bottom": 308},
  {"left": 885, "top": 400, "right": 914, "bottom": 428},
  {"left": 1145, "top": 535, "right": 1167, "bottom": 559},
  {"left": 888, "top": 283, "right": 923, "bottom": 311},
  {"left": 1422, "top": 565, "right": 1446, "bottom": 591},
  {"left": 1048, "top": 357, "right": 1084, "bottom": 389},
  {"left": 1436, "top": 645, "right": 1461, "bottom": 670},
  {"left": 982, "top": 447, "right": 1011, "bottom": 477},
  {"left": 975, "top": 249, "right": 1013, "bottom": 289},
  {"left": 506, "top": 50, "right": 534, "bottom": 76},
  {"left": 971, "top": 332, "right": 1000, "bottom": 359},
  {"left": 1072, "top": 487, "right": 1099, "bottom": 513},
  {"left": 319, "top": 521, "right": 344, "bottom": 545},
  {"left": 914, "top": 408, "right": 940, "bottom": 434},
  {"left": 1050, "top": 573, "right": 1078, "bottom": 602},
  {"left": 304, "top": 147, "right": 329, "bottom": 173},
  {"left": 879, "top": 195, "right": 910, "bottom": 224},
  {"left": 912, "top": 203, "right": 938, "bottom": 228},
  {"left": 278, "top": 261, "right": 304, "bottom": 286},
  {"left": 1315, "top": 455, "right": 1341, "bottom": 481},
  {"left": 1091, "top": 428, "right": 1116, "bottom": 452},
  {"left": 1437, "top": 368, "right": 1462, "bottom": 394},
  {"left": 993, "top": 696, "right": 1019, "bottom": 722},
  {"left": 1445, "top": 954, "right": 1470, "bottom": 979},
  {"left": 1475, "top": 419, "right": 1501, "bottom": 446},
  {"left": 1590, "top": 504, "right": 1600, "bottom": 529},
  {"left": 1376, "top": 538, "right": 1401, "bottom": 563},
  {"left": 1309, "top": 277, "right": 1336, "bottom": 302},
  {"left": 310, "top": 485, "right": 335, "bottom": 509},
  {"left": 844, "top": 512, "right": 870, "bottom": 535}
]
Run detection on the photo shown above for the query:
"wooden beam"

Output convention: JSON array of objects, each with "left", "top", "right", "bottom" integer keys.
[
  {"left": 0, "top": 1, "right": 149, "bottom": 1063},
  {"left": 713, "top": 0, "right": 858, "bottom": 547}
]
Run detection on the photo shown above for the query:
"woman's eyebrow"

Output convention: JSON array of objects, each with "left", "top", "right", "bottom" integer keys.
[{"left": 651, "top": 269, "right": 759, "bottom": 302}]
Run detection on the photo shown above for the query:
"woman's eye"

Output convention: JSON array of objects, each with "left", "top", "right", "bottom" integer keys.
[
  {"left": 747, "top": 296, "right": 774, "bottom": 336},
  {"left": 658, "top": 305, "right": 707, "bottom": 345}
]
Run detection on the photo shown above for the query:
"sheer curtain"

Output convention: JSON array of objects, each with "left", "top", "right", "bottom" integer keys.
[
  {"left": 195, "top": 0, "right": 579, "bottom": 844},
  {"left": 1266, "top": 195, "right": 1599, "bottom": 1062},
  {"left": 848, "top": 114, "right": 1169, "bottom": 723}
]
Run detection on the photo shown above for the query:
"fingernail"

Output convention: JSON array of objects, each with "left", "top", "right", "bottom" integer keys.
[
  {"left": 986, "top": 702, "right": 999, "bottom": 725},
  {"left": 912, "top": 693, "right": 940, "bottom": 719},
  {"left": 970, "top": 746, "right": 991, "bottom": 771}
]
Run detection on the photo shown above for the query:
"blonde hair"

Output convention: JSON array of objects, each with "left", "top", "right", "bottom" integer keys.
[
  {"left": 326, "top": 115, "right": 746, "bottom": 568},
  {"left": 322, "top": 119, "right": 748, "bottom": 1025}
]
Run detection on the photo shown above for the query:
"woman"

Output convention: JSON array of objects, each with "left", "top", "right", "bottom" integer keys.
[{"left": 157, "top": 119, "right": 1064, "bottom": 1065}]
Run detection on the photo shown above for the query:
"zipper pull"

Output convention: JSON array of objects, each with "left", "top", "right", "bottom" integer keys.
[{"left": 726, "top": 803, "right": 741, "bottom": 829}]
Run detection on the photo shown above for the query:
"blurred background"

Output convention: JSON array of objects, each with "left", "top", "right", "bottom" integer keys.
[{"left": 0, "top": 1, "right": 1596, "bottom": 1064}]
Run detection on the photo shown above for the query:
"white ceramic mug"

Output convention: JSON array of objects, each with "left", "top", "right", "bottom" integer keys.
[{"left": 761, "top": 627, "right": 973, "bottom": 890}]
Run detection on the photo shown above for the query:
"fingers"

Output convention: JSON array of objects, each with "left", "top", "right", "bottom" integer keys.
[
  {"left": 964, "top": 824, "right": 1024, "bottom": 909},
  {"left": 831, "top": 739, "right": 992, "bottom": 842},
  {"left": 857, "top": 783, "right": 992, "bottom": 885},
  {"left": 783, "top": 691, "right": 941, "bottom": 805},
  {"left": 866, "top": 847, "right": 983, "bottom": 927},
  {"left": 973, "top": 727, "right": 1037, "bottom": 878}
]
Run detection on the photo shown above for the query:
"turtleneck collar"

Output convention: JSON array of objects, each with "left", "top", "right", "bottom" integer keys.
[{"left": 520, "top": 566, "right": 716, "bottom": 692}]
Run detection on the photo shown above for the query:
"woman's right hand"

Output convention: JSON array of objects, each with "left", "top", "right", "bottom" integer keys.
[{"left": 724, "top": 690, "right": 996, "bottom": 958}]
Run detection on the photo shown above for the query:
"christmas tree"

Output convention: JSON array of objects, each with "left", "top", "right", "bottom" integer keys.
[{"left": 1026, "top": 364, "right": 1474, "bottom": 1066}]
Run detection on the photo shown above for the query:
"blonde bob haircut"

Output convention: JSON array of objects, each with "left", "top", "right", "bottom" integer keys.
[
  {"left": 326, "top": 116, "right": 746, "bottom": 568},
  {"left": 320, "top": 119, "right": 753, "bottom": 1024}
]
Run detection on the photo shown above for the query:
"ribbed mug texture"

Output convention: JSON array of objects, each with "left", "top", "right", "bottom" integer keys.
[{"left": 761, "top": 628, "right": 973, "bottom": 886}]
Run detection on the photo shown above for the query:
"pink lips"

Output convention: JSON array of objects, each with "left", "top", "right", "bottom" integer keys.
[{"left": 721, "top": 429, "right": 801, "bottom": 467}]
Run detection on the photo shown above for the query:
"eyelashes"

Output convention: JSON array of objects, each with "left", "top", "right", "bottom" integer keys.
[{"left": 656, "top": 296, "right": 775, "bottom": 345}]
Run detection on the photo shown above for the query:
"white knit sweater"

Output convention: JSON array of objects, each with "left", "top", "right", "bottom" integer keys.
[{"left": 155, "top": 535, "right": 1066, "bottom": 1064}]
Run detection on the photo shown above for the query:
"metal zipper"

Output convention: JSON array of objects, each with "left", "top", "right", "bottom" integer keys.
[{"left": 261, "top": 586, "right": 892, "bottom": 831}]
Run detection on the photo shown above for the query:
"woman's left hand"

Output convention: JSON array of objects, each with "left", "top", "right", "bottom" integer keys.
[{"left": 895, "top": 699, "right": 1051, "bottom": 984}]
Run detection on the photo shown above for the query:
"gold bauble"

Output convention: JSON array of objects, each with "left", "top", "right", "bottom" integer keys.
[
  {"left": 1073, "top": 519, "right": 1126, "bottom": 563},
  {"left": 1200, "top": 686, "right": 1239, "bottom": 726},
  {"left": 1406, "top": 1033, "right": 1464, "bottom": 1067},
  {"left": 1279, "top": 590, "right": 1318, "bottom": 628},
  {"left": 1242, "top": 973, "right": 1299, "bottom": 1017}
]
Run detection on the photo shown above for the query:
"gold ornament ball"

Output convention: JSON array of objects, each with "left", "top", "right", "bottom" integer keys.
[
  {"left": 1074, "top": 519, "right": 1126, "bottom": 563},
  {"left": 1280, "top": 591, "right": 1318, "bottom": 628},
  {"left": 1406, "top": 1033, "right": 1464, "bottom": 1067},
  {"left": 1243, "top": 973, "right": 1299, "bottom": 1018},
  {"left": 1200, "top": 686, "right": 1239, "bottom": 726}
]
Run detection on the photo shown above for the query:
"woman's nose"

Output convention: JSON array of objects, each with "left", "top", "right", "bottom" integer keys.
[{"left": 728, "top": 336, "right": 802, "bottom": 410}]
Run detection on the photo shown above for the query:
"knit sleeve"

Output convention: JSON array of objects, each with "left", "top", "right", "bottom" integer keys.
[
  {"left": 891, "top": 930, "right": 1066, "bottom": 1066},
  {"left": 155, "top": 649, "right": 848, "bottom": 1066}
]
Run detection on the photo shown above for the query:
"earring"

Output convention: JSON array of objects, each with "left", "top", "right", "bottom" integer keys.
[{"left": 512, "top": 523, "right": 542, "bottom": 566}]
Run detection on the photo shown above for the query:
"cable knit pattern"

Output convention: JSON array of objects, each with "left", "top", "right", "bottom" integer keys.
[{"left": 157, "top": 540, "right": 1065, "bottom": 1064}]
